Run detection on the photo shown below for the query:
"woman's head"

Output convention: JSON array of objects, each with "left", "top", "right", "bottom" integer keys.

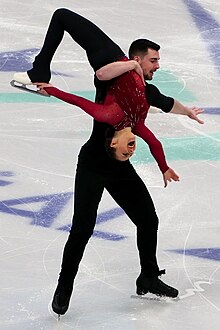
[{"left": 105, "top": 127, "right": 136, "bottom": 161}]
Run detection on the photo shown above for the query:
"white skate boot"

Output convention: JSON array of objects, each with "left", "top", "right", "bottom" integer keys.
[
  {"left": 10, "top": 72, "right": 49, "bottom": 97},
  {"left": 13, "top": 72, "right": 32, "bottom": 85}
]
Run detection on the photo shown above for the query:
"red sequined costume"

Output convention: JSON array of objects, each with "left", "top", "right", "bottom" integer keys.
[{"left": 44, "top": 58, "right": 168, "bottom": 174}]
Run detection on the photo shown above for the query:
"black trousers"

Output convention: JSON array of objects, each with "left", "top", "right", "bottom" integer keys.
[
  {"left": 30, "top": 8, "right": 160, "bottom": 287},
  {"left": 28, "top": 8, "right": 124, "bottom": 82},
  {"left": 58, "top": 162, "right": 160, "bottom": 288}
]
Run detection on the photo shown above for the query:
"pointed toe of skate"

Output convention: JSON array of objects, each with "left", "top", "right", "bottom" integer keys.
[
  {"left": 52, "top": 286, "right": 72, "bottom": 316},
  {"left": 13, "top": 72, "right": 32, "bottom": 85}
]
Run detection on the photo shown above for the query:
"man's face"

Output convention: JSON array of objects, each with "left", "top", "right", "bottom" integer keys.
[{"left": 134, "top": 48, "right": 160, "bottom": 80}]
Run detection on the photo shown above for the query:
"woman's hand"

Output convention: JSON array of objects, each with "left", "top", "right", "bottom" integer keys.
[
  {"left": 33, "top": 82, "right": 53, "bottom": 96},
  {"left": 163, "top": 167, "right": 180, "bottom": 188}
]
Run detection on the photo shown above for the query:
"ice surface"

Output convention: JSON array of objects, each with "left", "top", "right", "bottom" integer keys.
[{"left": 0, "top": 0, "right": 220, "bottom": 329}]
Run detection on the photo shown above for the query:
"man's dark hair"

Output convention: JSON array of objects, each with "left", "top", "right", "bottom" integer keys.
[
  {"left": 128, "top": 39, "right": 160, "bottom": 59},
  {"left": 105, "top": 126, "right": 117, "bottom": 160}
]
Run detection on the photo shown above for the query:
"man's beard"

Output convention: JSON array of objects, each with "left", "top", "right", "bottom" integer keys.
[{"left": 144, "top": 74, "right": 152, "bottom": 81}]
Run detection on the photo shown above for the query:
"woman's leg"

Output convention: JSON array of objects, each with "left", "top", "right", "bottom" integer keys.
[{"left": 27, "top": 8, "right": 124, "bottom": 82}]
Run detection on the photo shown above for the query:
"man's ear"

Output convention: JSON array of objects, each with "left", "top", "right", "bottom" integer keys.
[
  {"left": 110, "top": 137, "right": 118, "bottom": 148},
  {"left": 133, "top": 55, "right": 141, "bottom": 63}
]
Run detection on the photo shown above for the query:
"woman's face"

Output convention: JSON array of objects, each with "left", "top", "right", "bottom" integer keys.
[{"left": 110, "top": 129, "right": 136, "bottom": 161}]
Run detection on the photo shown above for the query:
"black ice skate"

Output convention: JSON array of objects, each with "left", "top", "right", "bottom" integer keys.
[
  {"left": 136, "top": 272, "right": 178, "bottom": 298},
  {"left": 52, "top": 286, "right": 73, "bottom": 317}
]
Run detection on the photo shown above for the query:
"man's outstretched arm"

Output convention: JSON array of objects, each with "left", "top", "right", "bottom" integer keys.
[{"left": 170, "top": 99, "right": 204, "bottom": 124}]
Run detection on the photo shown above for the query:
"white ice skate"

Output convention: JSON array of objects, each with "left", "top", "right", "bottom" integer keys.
[
  {"left": 10, "top": 72, "right": 49, "bottom": 97},
  {"left": 13, "top": 72, "right": 32, "bottom": 85}
]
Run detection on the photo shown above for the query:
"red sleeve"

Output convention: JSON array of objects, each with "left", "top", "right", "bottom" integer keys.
[
  {"left": 44, "top": 87, "right": 124, "bottom": 126},
  {"left": 133, "top": 121, "right": 169, "bottom": 174}
]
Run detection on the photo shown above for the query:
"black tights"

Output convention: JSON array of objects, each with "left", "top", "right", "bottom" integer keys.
[{"left": 28, "top": 8, "right": 124, "bottom": 82}]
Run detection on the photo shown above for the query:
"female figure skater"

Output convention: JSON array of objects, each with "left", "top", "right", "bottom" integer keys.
[
  {"left": 36, "top": 76, "right": 179, "bottom": 185},
  {"left": 12, "top": 10, "right": 204, "bottom": 316}
]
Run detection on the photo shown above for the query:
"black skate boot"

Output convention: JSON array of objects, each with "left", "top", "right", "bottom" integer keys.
[
  {"left": 136, "top": 270, "right": 178, "bottom": 298},
  {"left": 52, "top": 285, "right": 73, "bottom": 316}
]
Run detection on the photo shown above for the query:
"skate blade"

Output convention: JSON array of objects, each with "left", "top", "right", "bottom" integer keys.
[
  {"left": 10, "top": 80, "right": 49, "bottom": 97},
  {"left": 131, "top": 294, "right": 179, "bottom": 302}
]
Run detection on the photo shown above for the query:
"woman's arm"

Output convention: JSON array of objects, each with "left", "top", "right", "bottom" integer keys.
[
  {"left": 133, "top": 121, "right": 179, "bottom": 187},
  {"left": 35, "top": 83, "right": 124, "bottom": 126}
]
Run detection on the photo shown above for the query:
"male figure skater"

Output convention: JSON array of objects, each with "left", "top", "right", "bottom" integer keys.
[{"left": 13, "top": 9, "right": 204, "bottom": 316}]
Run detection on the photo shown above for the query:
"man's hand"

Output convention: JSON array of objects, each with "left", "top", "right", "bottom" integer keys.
[
  {"left": 187, "top": 106, "right": 204, "bottom": 124},
  {"left": 163, "top": 168, "right": 180, "bottom": 188},
  {"left": 133, "top": 61, "right": 145, "bottom": 86},
  {"left": 170, "top": 100, "right": 204, "bottom": 124}
]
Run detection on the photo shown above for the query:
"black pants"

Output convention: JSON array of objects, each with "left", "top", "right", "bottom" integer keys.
[
  {"left": 58, "top": 162, "right": 160, "bottom": 289},
  {"left": 31, "top": 8, "right": 160, "bottom": 288},
  {"left": 28, "top": 8, "right": 124, "bottom": 82}
]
